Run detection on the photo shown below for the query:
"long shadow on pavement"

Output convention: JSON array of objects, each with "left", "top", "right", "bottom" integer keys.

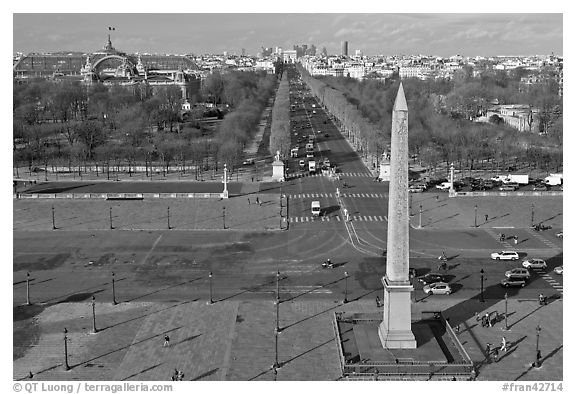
[{"left": 124, "top": 278, "right": 202, "bottom": 303}]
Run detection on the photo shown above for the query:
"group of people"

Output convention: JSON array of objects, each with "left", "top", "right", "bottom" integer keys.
[
  {"left": 498, "top": 233, "right": 519, "bottom": 244},
  {"left": 171, "top": 369, "right": 185, "bottom": 381},
  {"left": 485, "top": 337, "right": 509, "bottom": 362}
]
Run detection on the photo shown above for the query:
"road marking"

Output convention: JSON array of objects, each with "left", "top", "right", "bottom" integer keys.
[{"left": 142, "top": 234, "right": 163, "bottom": 265}]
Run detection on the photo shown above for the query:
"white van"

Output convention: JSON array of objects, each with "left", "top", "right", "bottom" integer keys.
[{"left": 311, "top": 201, "right": 321, "bottom": 216}]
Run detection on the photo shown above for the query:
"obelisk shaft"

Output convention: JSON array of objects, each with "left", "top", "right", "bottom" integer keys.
[
  {"left": 386, "top": 83, "right": 409, "bottom": 283},
  {"left": 379, "top": 82, "right": 416, "bottom": 349}
]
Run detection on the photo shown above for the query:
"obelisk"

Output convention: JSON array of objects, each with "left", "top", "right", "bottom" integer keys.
[{"left": 378, "top": 83, "right": 417, "bottom": 349}]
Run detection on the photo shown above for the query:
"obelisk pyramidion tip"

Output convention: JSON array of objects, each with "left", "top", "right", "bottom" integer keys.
[{"left": 393, "top": 82, "right": 408, "bottom": 112}]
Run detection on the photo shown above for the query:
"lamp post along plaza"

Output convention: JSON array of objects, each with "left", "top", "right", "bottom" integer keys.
[
  {"left": 222, "top": 163, "right": 229, "bottom": 199},
  {"left": 343, "top": 271, "right": 349, "bottom": 303},
  {"left": 208, "top": 272, "right": 213, "bottom": 304},
  {"left": 474, "top": 205, "right": 478, "bottom": 228},
  {"left": 112, "top": 272, "right": 117, "bottom": 305},
  {"left": 503, "top": 292, "right": 509, "bottom": 330},
  {"left": 91, "top": 295, "right": 97, "bottom": 333},
  {"left": 52, "top": 206, "right": 56, "bottom": 230},
  {"left": 63, "top": 328, "right": 70, "bottom": 370},
  {"left": 480, "top": 269, "right": 485, "bottom": 303},
  {"left": 419, "top": 205, "right": 423, "bottom": 228},
  {"left": 531, "top": 203, "right": 535, "bottom": 227},
  {"left": 535, "top": 325, "right": 542, "bottom": 367},
  {"left": 167, "top": 206, "right": 171, "bottom": 229},
  {"left": 109, "top": 207, "right": 113, "bottom": 230},
  {"left": 26, "top": 271, "right": 31, "bottom": 306}
]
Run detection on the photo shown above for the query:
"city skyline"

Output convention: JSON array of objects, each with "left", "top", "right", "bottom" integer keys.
[{"left": 13, "top": 13, "right": 563, "bottom": 57}]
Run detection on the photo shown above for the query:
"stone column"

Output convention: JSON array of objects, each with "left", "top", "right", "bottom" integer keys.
[{"left": 378, "top": 83, "right": 417, "bottom": 349}]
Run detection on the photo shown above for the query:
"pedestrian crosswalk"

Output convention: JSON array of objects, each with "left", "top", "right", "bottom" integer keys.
[
  {"left": 533, "top": 269, "right": 563, "bottom": 294},
  {"left": 531, "top": 232, "right": 561, "bottom": 249},
  {"left": 289, "top": 215, "right": 385, "bottom": 222},
  {"left": 288, "top": 171, "right": 373, "bottom": 179},
  {"left": 288, "top": 192, "right": 387, "bottom": 199}
]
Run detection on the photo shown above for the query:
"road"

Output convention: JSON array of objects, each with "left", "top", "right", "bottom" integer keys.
[{"left": 13, "top": 69, "right": 563, "bottom": 313}]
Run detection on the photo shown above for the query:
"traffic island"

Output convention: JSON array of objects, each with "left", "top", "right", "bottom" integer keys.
[{"left": 333, "top": 311, "right": 474, "bottom": 380}]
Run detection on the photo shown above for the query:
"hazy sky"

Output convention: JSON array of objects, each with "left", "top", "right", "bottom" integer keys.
[{"left": 13, "top": 13, "right": 563, "bottom": 57}]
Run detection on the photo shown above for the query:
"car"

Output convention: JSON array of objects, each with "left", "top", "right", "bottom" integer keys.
[
  {"left": 499, "top": 183, "right": 518, "bottom": 191},
  {"left": 324, "top": 133, "right": 329, "bottom": 138},
  {"left": 242, "top": 158, "right": 255, "bottom": 165},
  {"left": 505, "top": 268, "right": 531, "bottom": 279},
  {"left": 533, "top": 184, "right": 549, "bottom": 191},
  {"left": 522, "top": 258, "right": 547, "bottom": 269},
  {"left": 556, "top": 231, "right": 563, "bottom": 238},
  {"left": 491, "top": 251, "right": 520, "bottom": 260},
  {"left": 436, "top": 182, "right": 452, "bottom": 190},
  {"left": 299, "top": 160, "right": 305, "bottom": 168},
  {"left": 418, "top": 273, "right": 446, "bottom": 285},
  {"left": 409, "top": 185, "right": 426, "bottom": 193},
  {"left": 553, "top": 266, "right": 563, "bottom": 275},
  {"left": 423, "top": 282, "right": 452, "bottom": 295},
  {"left": 500, "top": 277, "right": 527, "bottom": 288}
]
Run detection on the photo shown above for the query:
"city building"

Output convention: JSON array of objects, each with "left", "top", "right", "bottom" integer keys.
[{"left": 341, "top": 41, "right": 348, "bottom": 57}]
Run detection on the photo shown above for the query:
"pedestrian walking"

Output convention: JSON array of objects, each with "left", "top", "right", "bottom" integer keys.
[
  {"left": 247, "top": 198, "right": 250, "bottom": 205},
  {"left": 436, "top": 195, "right": 439, "bottom": 201},
  {"left": 485, "top": 214, "right": 489, "bottom": 222},
  {"left": 455, "top": 324, "right": 460, "bottom": 334},
  {"left": 501, "top": 337, "right": 508, "bottom": 352},
  {"left": 493, "top": 347, "right": 499, "bottom": 362},
  {"left": 256, "top": 196, "right": 260, "bottom": 205},
  {"left": 514, "top": 235, "right": 518, "bottom": 245},
  {"left": 177, "top": 370, "right": 185, "bottom": 381},
  {"left": 484, "top": 312, "right": 491, "bottom": 327},
  {"left": 163, "top": 334, "right": 170, "bottom": 347},
  {"left": 485, "top": 343, "right": 492, "bottom": 357}
]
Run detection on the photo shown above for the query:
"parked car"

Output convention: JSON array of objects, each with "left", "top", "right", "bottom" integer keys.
[
  {"left": 409, "top": 185, "right": 426, "bottom": 193},
  {"left": 553, "top": 266, "right": 563, "bottom": 275},
  {"left": 522, "top": 258, "right": 547, "bottom": 269},
  {"left": 499, "top": 183, "right": 518, "bottom": 191},
  {"left": 423, "top": 282, "right": 452, "bottom": 295},
  {"left": 242, "top": 158, "right": 255, "bottom": 165},
  {"left": 436, "top": 182, "right": 452, "bottom": 190},
  {"left": 500, "top": 277, "right": 527, "bottom": 288},
  {"left": 505, "top": 268, "right": 531, "bottom": 279},
  {"left": 418, "top": 273, "right": 446, "bottom": 285},
  {"left": 491, "top": 251, "right": 520, "bottom": 260},
  {"left": 533, "top": 183, "right": 549, "bottom": 191}
]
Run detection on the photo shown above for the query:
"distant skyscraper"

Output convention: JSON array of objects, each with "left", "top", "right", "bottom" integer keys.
[
  {"left": 223, "top": 51, "right": 228, "bottom": 57},
  {"left": 307, "top": 44, "right": 317, "bottom": 56},
  {"left": 321, "top": 46, "right": 328, "bottom": 57},
  {"left": 341, "top": 41, "right": 348, "bottom": 56},
  {"left": 241, "top": 48, "right": 246, "bottom": 57},
  {"left": 355, "top": 49, "right": 363, "bottom": 58}
]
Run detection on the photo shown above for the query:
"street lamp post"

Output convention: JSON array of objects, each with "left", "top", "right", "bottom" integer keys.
[
  {"left": 222, "top": 206, "right": 226, "bottom": 229},
  {"left": 531, "top": 203, "right": 535, "bottom": 227},
  {"left": 167, "top": 206, "right": 171, "bottom": 229},
  {"left": 474, "top": 205, "right": 478, "bottom": 228},
  {"left": 109, "top": 207, "right": 113, "bottom": 230},
  {"left": 535, "top": 325, "right": 542, "bottom": 367},
  {"left": 52, "top": 206, "right": 56, "bottom": 230},
  {"left": 419, "top": 205, "right": 423, "bottom": 228},
  {"left": 480, "top": 269, "right": 485, "bottom": 303},
  {"left": 112, "top": 272, "right": 117, "bottom": 305},
  {"left": 208, "top": 271, "right": 213, "bottom": 304},
  {"left": 503, "top": 292, "right": 509, "bottom": 330},
  {"left": 91, "top": 295, "right": 97, "bottom": 333},
  {"left": 276, "top": 270, "right": 281, "bottom": 333},
  {"left": 343, "top": 271, "right": 349, "bottom": 303},
  {"left": 26, "top": 271, "right": 31, "bottom": 306},
  {"left": 63, "top": 328, "right": 70, "bottom": 370}
]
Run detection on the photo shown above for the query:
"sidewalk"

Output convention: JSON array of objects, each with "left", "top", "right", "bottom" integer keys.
[{"left": 13, "top": 298, "right": 562, "bottom": 381}]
